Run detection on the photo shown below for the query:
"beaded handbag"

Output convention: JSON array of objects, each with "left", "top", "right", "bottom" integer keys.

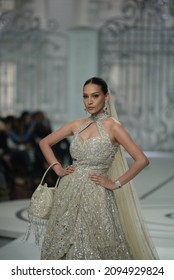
[{"left": 26, "top": 162, "right": 60, "bottom": 245}]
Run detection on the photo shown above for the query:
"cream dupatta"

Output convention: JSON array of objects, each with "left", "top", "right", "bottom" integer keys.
[{"left": 107, "top": 93, "right": 159, "bottom": 259}]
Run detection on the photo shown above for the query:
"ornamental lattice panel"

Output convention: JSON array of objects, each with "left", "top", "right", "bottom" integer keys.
[{"left": 99, "top": 0, "right": 174, "bottom": 151}]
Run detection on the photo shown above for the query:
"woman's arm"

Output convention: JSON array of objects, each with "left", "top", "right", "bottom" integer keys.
[
  {"left": 111, "top": 120, "right": 149, "bottom": 186},
  {"left": 89, "top": 119, "right": 149, "bottom": 190},
  {"left": 39, "top": 120, "right": 76, "bottom": 176}
]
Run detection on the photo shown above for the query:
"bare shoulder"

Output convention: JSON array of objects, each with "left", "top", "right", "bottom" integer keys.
[
  {"left": 102, "top": 117, "right": 124, "bottom": 146},
  {"left": 71, "top": 117, "right": 90, "bottom": 133},
  {"left": 103, "top": 117, "right": 122, "bottom": 131}
]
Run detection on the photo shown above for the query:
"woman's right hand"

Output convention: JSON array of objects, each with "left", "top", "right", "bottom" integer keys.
[{"left": 54, "top": 164, "right": 75, "bottom": 177}]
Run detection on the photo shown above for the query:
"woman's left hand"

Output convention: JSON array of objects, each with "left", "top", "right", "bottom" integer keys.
[{"left": 89, "top": 173, "right": 115, "bottom": 190}]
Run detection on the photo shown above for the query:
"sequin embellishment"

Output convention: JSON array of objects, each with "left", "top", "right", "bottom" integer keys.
[{"left": 41, "top": 119, "right": 132, "bottom": 260}]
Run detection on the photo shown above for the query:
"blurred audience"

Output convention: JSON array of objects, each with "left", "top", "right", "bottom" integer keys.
[{"left": 0, "top": 111, "right": 72, "bottom": 201}]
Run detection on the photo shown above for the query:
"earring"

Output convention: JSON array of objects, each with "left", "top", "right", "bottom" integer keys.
[{"left": 104, "top": 101, "right": 108, "bottom": 112}]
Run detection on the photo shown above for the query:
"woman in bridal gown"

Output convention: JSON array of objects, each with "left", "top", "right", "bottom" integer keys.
[{"left": 39, "top": 77, "right": 159, "bottom": 260}]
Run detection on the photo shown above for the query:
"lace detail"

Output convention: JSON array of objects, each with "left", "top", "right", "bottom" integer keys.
[{"left": 41, "top": 120, "right": 133, "bottom": 260}]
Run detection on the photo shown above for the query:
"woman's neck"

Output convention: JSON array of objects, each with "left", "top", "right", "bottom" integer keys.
[{"left": 90, "top": 111, "right": 109, "bottom": 121}]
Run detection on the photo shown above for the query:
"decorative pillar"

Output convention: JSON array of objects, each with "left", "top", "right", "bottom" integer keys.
[{"left": 68, "top": 27, "right": 98, "bottom": 121}]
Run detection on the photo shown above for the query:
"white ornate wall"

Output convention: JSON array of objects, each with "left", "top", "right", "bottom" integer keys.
[
  {"left": 0, "top": 0, "right": 174, "bottom": 151},
  {"left": 68, "top": 27, "right": 98, "bottom": 121}
]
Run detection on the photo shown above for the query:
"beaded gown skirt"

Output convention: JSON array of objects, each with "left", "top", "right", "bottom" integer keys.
[{"left": 41, "top": 120, "right": 132, "bottom": 260}]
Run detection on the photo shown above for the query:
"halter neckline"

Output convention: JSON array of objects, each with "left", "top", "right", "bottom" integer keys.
[{"left": 90, "top": 112, "right": 109, "bottom": 122}]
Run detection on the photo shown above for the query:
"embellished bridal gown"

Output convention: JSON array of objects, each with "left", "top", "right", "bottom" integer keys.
[{"left": 41, "top": 118, "right": 133, "bottom": 260}]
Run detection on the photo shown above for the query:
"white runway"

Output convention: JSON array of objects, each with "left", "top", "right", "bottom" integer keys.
[{"left": 0, "top": 154, "right": 174, "bottom": 260}]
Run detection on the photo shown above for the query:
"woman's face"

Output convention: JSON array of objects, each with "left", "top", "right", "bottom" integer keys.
[{"left": 83, "top": 83, "right": 108, "bottom": 115}]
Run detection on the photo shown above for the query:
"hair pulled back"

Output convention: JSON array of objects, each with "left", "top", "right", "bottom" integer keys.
[{"left": 83, "top": 77, "right": 108, "bottom": 95}]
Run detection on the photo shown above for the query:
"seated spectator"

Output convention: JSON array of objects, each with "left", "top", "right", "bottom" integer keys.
[{"left": 0, "top": 111, "right": 72, "bottom": 199}]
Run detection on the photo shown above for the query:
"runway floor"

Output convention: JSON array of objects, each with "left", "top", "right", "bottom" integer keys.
[{"left": 0, "top": 153, "right": 174, "bottom": 260}]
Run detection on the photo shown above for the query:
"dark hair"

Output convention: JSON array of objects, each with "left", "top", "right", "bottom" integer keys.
[{"left": 83, "top": 77, "right": 108, "bottom": 95}]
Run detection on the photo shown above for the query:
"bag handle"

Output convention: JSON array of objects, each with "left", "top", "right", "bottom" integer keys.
[{"left": 40, "top": 162, "right": 60, "bottom": 188}]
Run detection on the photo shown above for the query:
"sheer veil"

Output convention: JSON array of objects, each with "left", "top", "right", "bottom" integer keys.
[{"left": 107, "top": 93, "right": 159, "bottom": 259}]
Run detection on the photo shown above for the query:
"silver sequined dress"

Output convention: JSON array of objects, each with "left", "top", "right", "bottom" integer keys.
[{"left": 41, "top": 119, "right": 132, "bottom": 259}]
